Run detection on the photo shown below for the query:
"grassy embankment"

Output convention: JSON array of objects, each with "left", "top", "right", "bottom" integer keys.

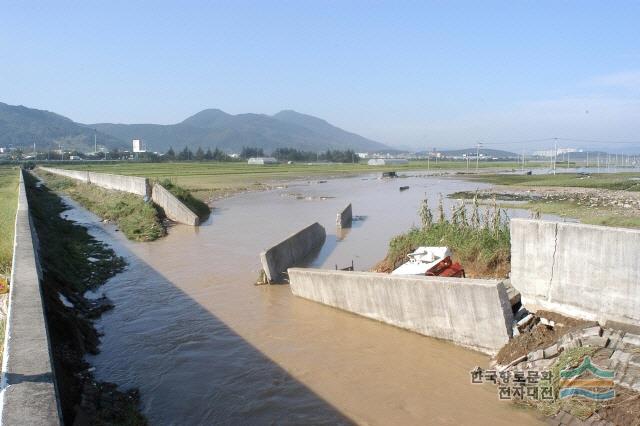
[
  {"left": 0, "top": 166, "right": 19, "bottom": 278},
  {"left": 59, "top": 160, "right": 548, "bottom": 201},
  {"left": 374, "top": 195, "right": 511, "bottom": 278},
  {"left": 0, "top": 166, "right": 19, "bottom": 362},
  {"left": 36, "top": 171, "right": 165, "bottom": 241},
  {"left": 24, "top": 172, "right": 146, "bottom": 424},
  {"left": 462, "top": 172, "right": 640, "bottom": 228}
]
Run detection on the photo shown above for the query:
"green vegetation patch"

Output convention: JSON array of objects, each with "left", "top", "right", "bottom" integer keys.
[
  {"left": 157, "top": 179, "right": 211, "bottom": 221},
  {"left": 0, "top": 166, "right": 19, "bottom": 277},
  {"left": 37, "top": 171, "right": 165, "bottom": 241},
  {"left": 374, "top": 195, "right": 511, "bottom": 278},
  {"left": 471, "top": 172, "right": 640, "bottom": 191}
]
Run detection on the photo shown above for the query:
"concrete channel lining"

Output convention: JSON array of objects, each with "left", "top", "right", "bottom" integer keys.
[
  {"left": 288, "top": 268, "right": 514, "bottom": 355},
  {"left": 260, "top": 223, "right": 326, "bottom": 284},
  {"left": 336, "top": 203, "right": 352, "bottom": 229},
  {"left": 511, "top": 218, "right": 640, "bottom": 327},
  {"left": 1, "top": 170, "right": 61, "bottom": 425},
  {"left": 152, "top": 184, "right": 199, "bottom": 226},
  {"left": 37, "top": 167, "right": 200, "bottom": 226}
]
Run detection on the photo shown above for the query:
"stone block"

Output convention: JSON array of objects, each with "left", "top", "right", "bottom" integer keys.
[
  {"left": 581, "top": 336, "right": 609, "bottom": 348},
  {"left": 528, "top": 349, "right": 544, "bottom": 361},
  {"left": 544, "top": 344, "right": 560, "bottom": 358}
]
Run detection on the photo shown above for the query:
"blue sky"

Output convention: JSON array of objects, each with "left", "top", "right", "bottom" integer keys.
[{"left": 2, "top": 1, "right": 640, "bottom": 152}]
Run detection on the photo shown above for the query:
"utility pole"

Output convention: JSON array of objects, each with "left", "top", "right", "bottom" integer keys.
[
  {"left": 475, "top": 142, "right": 482, "bottom": 173},
  {"left": 521, "top": 149, "right": 525, "bottom": 172},
  {"left": 553, "top": 138, "right": 558, "bottom": 175}
]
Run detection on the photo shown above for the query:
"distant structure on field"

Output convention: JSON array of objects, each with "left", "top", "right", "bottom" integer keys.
[
  {"left": 132, "top": 139, "right": 146, "bottom": 153},
  {"left": 367, "top": 158, "right": 409, "bottom": 166},
  {"left": 534, "top": 148, "right": 578, "bottom": 157},
  {"left": 248, "top": 157, "right": 278, "bottom": 165}
]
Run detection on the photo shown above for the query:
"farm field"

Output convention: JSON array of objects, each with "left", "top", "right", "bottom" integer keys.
[{"left": 58, "top": 160, "right": 543, "bottom": 200}]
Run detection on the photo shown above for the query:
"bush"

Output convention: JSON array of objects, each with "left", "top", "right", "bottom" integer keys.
[{"left": 375, "top": 193, "right": 511, "bottom": 278}]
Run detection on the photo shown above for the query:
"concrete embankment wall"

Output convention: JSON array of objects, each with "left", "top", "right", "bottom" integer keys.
[
  {"left": 511, "top": 218, "right": 640, "bottom": 327},
  {"left": 39, "top": 167, "right": 89, "bottom": 183},
  {"left": 39, "top": 167, "right": 150, "bottom": 197},
  {"left": 38, "top": 167, "right": 200, "bottom": 226},
  {"left": 260, "top": 223, "right": 326, "bottom": 283},
  {"left": 1, "top": 170, "right": 61, "bottom": 425},
  {"left": 288, "top": 268, "right": 513, "bottom": 354},
  {"left": 336, "top": 203, "right": 352, "bottom": 228},
  {"left": 151, "top": 184, "right": 199, "bottom": 226}
]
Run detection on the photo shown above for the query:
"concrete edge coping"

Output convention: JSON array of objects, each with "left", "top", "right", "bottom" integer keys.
[
  {"left": 287, "top": 267, "right": 504, "bottom": 287},
  {"left": 259, "top": 222, "right": 325, "bottom": 256},
  {"left": 511, "top": 217, "right": 640, "bottom": 234},
  {"left": 1, "top": 170, "right": 62, "bottom": 425}
]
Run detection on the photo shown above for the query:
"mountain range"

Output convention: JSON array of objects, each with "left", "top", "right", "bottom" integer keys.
[{"left": 0, "top": 102, "right": 391, "bottom": 153}]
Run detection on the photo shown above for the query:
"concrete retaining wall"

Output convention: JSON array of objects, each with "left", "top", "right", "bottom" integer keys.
[
  {"left": 260, "top": 223, "right": 326, "bottom": 283},
  {"left": 39, "top": 167, "right": 150, "bottom": 197},
  {"left": 288, "top": 268, "right": 513, "bottom": 354},
  {"left": 87, "top": 172, "right": 150, "bottom": 197},
  {"left": 152, "top": 184, "right": 199, "bottom": 226},
  {"left": 511, "top": 218, "right": 640, "bottom": 327},
  {"left": 38, "top": 167, "right": 200, "bottom": 226},
  {"left": 336, "top": 203, "right": 352, "bottom": 228},
  {"left": 1, "top": 170, "right": 61, "bottom": 425},
  {"left": 39, "top": 167, "right": 89, "bottom": 183}
]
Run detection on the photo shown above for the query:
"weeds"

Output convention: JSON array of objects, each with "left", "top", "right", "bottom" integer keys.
[{"left": 375, "top": 192, "right": 511, "bottom": 278}]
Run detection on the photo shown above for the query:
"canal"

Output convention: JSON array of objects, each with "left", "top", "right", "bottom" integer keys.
[{"left": 71, "top": 173, "right": 548, "bottom": 425}]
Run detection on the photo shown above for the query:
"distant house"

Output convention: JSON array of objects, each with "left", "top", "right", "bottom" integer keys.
[
  {"left": 248, "top": 157, "right": 278, "bottom": 165},
  {"left": 132, "top": 139, "right": 146, "bottom": 153},
  {"left": 367, "top": 158, "right": 409, "bottom": 166}
]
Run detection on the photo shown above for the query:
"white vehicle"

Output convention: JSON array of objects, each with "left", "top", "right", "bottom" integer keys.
[{"left": 391, "top": 246, "right": 452, "bottom": 276}]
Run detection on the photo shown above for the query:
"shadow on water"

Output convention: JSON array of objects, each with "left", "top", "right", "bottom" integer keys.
[{"left": 65, "top": 209, "right": 354, "bottom": 425}]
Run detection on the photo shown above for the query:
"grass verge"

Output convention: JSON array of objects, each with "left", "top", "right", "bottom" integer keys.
[
  {"left": 373, "top": 195, "right": 511, "bottom": 278},
  {"left": 469, "top": 172, "right": 640, "bottom": 191},
  {"left": 36, "top": 171, "right": 165, "bottom": 241},
  {"left": 0, "top": 166, "right": 19, "bottom": 277}
]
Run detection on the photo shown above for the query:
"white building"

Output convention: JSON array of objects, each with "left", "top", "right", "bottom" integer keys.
[
  {"left": 132, "top": 139, "right": 146, "bottom": 153},
  {"left": 367, "top": 158, "right": 409, "bottom": 166},
  {"left": 248, "top": 157, "right": 278, "bottom": 165}
]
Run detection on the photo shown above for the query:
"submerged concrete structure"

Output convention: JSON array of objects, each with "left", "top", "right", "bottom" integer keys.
[
  {"left": 336, "top": 203, "right": 352, "bottom": 229},
  {"left": 152, "top": 184, "right": 199, "bottom": 226},
  {"left": 511, "top": 218, "right": 640, "bottom": 327},
  {"left": 1, "top": 170, "right": 61, "bottom": 425},
  {"left": 260, "top": 223, "right": 326, "bottom": 283},
  {"left": 288, "top": 268, "right": 513, "bottom": 354}
]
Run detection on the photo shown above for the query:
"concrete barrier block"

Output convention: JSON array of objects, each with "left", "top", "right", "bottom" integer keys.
[
  {"left": 260, "top": 223, "right": 326, "bottom": 283},
  {"left": 288, "top": 268, "right": 513, "bottom": 354},
  {"left": 1, "top": 170, "right": 61, "bottom": 425},
  {"left": 511, "top": 218, "right": 640, "bottom": 327},
  {"left": 336, "top": 203, "right": 352, "bottom": 228},
  {"left": 151, "top": 184, "right": 199, "bottom": 226}
]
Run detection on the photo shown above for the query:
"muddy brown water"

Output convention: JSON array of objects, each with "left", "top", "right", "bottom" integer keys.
[{"left": 65, "top": 173, "right": 548, "bottom": 425}]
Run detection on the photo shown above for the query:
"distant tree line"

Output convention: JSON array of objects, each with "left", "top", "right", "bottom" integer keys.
[
  {"left": 164, "top": 146, "right": 232, "bottom": 161},
  {"left": 272, "top": 147, "right": 359, "bottom": 163}
]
